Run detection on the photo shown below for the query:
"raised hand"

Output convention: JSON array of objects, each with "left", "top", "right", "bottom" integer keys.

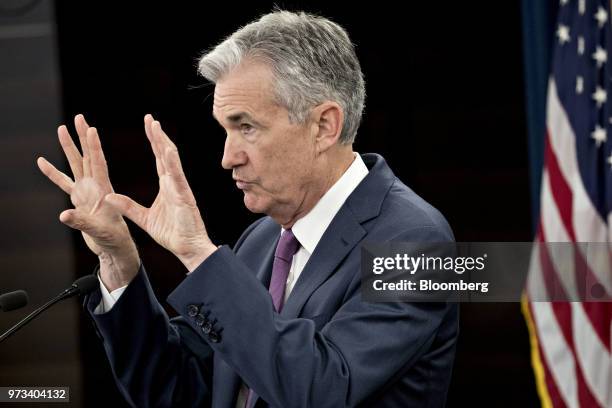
[
  {"left": 37, "top": 114, "right": 139, "bottom": 290},
  {"left": 104, "top": 114, "right": 217, "bottom": 272}
]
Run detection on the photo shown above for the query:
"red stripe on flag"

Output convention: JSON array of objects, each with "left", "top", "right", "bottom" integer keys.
[
  {"left": 537, "top": 226, "right": 569, "bottom": 301},
  {"left": 581, "top": 302, "right": 612, "bottom": 352},
  {"left": 544, "top": 130, "right": 576, "bottom": 241}
]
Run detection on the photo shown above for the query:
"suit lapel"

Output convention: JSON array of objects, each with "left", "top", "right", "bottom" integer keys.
[
  {"left": 280, "top": 154, "right": 395, "bottom": 319},
  {"left": 280, "top": 206, "right": 366, "bottom": 318},
  {"left": 255, "top": 232, "right": 279, "bottom": 285}
]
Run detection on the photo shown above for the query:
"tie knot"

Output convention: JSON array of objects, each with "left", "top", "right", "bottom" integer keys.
[{"left": 275, "top": 229, "right": 300, "bottom": 262}]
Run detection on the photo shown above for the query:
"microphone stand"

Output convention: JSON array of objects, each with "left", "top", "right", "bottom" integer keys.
[{"left": 0, "top": 283, "right": 86, "bottom": 344}]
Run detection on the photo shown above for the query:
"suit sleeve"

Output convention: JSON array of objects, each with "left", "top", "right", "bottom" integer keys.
[
  {"left": 85, "top": 266, "right": 214, "bottom": 408},
  {"left": 167, "top": 226, "right": 457, "bottom": 408},
  {"left": 83, "top": 217, "right": 266, "bottom": 407}
]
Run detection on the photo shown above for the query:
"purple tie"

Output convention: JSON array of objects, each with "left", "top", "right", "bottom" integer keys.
[
  {"left": 245, "top": 229, "right": 300, "bottom": 408},
  {"left": 268, "top": 229, "right": 300, "bottom": 312}
]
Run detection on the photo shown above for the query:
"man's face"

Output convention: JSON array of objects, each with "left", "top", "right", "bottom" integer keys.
[{"left": 213, "top": 61, "right": 317, "bottom": 221}]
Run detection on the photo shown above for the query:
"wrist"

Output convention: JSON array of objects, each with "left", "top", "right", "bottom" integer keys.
[
  {"left": 179, "top": 242, "right": 218, "bottom": 273},
  {"left": 98, "top": 241, "right": 140, "bottom": 291}
]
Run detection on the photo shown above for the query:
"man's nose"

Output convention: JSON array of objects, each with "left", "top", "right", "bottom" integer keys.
[{"left": 221, "top": 133, "right": 247, "bottom": 170}]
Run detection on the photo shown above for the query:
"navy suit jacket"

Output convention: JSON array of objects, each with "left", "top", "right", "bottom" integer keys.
[{"left": 86, "top": 153, "right": 459, "bottom": 408}]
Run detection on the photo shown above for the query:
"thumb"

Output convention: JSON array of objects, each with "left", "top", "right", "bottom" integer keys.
[
  {"left": 104, "top": 193, "right": 148, "bottom": 230},
  {"left": 59, "top": 209, "right": 103, "bottom": 237}
]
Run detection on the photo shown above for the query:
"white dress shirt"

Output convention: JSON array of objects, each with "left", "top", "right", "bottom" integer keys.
[{"left": 94, "top": 153, "right": 369, "bottom": 320}]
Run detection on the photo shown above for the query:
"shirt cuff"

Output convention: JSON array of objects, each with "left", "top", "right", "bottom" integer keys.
[{"left": 93, "top": 272, "right": 128, "bottom": 314}]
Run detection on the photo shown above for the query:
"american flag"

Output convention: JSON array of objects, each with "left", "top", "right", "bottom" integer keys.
[{"left": 523, "top": 0, "right": 612, "bottom": 407}]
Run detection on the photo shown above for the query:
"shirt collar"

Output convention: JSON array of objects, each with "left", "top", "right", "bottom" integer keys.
[{"left": 287, "top": 153, "right": 369, "bottom": 254}]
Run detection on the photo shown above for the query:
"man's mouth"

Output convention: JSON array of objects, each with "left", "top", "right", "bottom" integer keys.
[{"left": 234, "top": 179, "right": 251, "bottom": 190}]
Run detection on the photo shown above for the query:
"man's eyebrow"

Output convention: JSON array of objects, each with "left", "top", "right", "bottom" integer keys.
[{"left": 213, "top": 111, "right": 263, "bottom": 127}]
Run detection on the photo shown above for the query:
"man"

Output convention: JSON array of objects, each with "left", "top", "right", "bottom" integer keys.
[{"left": 37, "top": 10, "right": 458, "bottom": 408}]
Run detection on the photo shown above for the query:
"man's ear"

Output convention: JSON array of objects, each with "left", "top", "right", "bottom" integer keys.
[{"left": 311, "top": 101, "right": 344, "bottom": 155}]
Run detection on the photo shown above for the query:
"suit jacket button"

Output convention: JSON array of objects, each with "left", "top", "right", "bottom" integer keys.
[
  {"left": 208, "top": 331, "right": 220, "bottom": 343},
  {"left": 187, "top": 304, "right": 199, "bottom": 317},
  {"left": 195, "top": 314, "right": 207, "bottom": 327},
  {"left": 202, "top": 321, "right": 213, "bottom": 334}
]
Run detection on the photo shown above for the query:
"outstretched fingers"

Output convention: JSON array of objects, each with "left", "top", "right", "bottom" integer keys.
[
  {"left": 151, "top": 120, "right": 193, "bottom": 196},
  {"left": 57, "top": 125, "right": 83, "bottom": 180},
  {"left": 146, "top": 118, "right": 193, "bottom": 197},
  {"left": 37, "top": 157, "right": 74, "bottom": 194},
  {"left": 151, "top": 120, "right": 177, "bottom": 152},
  {"left": 74, "top": 114, "right": 92, "bottom": 178},
  {"left": 144, "top": 114, "right": 166, "bottom": 176},
  {"left": 87, "top": 127, "right": 112, "bottom": 189},
  {"left": 163, "top": 143, "right": 192, "bottom": 195}
]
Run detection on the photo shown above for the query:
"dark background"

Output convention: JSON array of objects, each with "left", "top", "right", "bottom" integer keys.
[{"left": 1, "top": 1, "right": 537, "bottom": 406}]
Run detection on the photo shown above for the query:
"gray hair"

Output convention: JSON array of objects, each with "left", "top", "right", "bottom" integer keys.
[{"left": 198, "top": 10, "right": 366, "bottom": 144}]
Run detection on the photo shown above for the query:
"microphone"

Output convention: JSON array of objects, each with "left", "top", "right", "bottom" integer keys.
[
  {"left": 0, "top": 290, "right": 28, "bottom": 312},
  {"left": 0, "top": 275, "right": 98, "bottom": 344}
]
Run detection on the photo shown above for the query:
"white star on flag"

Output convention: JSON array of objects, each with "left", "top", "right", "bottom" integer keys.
[
  {"left": 578, "top": 36, "right": 585, "bottom": 54},
  {"left": 593, "top": 46, "right": 607, "bottom": 67},
  {"left": 593, "top": 86, "right": 607, "bottom": 107},
  {"left": 557, "top": 24, "right": 571, "bottom": 44},
  {"left": 591, "top": 125, "right": 607, "bottom": 146},
  {"left": 579, "top": 0, "right": 586, "bottom": 15},
  {"left": 595, "top": 6, "right": 608, "bottom": 28}
]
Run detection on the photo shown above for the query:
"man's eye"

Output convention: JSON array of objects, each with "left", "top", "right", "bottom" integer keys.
[{"left": 240, "top": 124, "right": 254, "bottom": 134}]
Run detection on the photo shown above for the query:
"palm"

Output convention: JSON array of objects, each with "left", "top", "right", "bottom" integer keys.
[
  {"left": 37, "top": 114, "right": 134, "bottom": 257},
  {"left": 144, "top": 174, "right": 206, "bottom": 255},
  {"left": 70, "top": 177, "right": 120, "bottom": 255}
]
